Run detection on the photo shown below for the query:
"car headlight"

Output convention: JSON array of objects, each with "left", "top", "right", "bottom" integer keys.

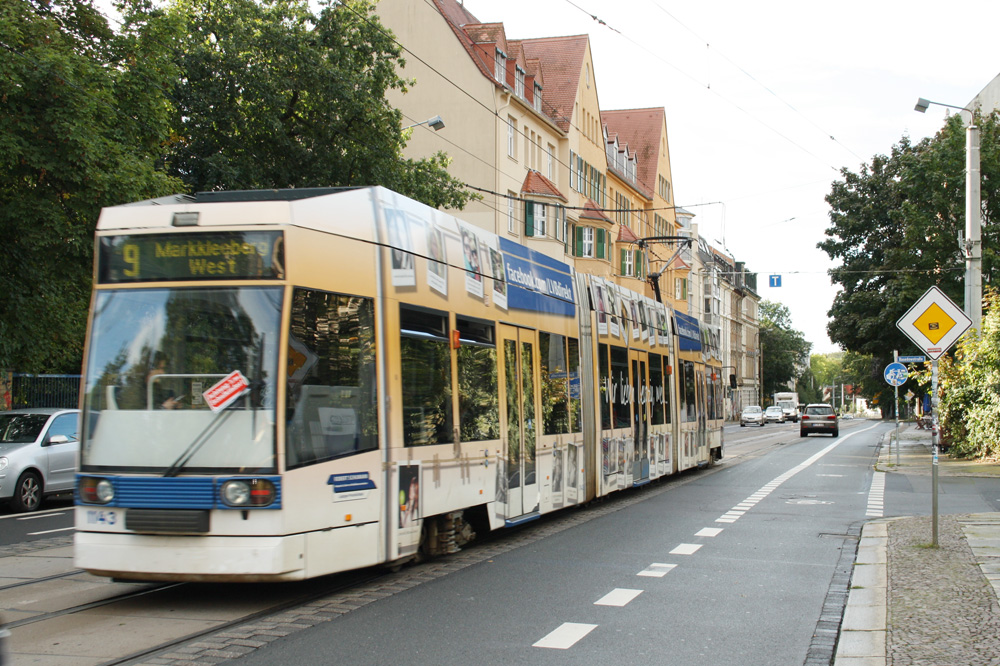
[
  {"left": 79, "top": 477, "right": 115, "bottom": 504},
  {"left": 0, "top": 457, "right": 7, "bottom": 472},
  {"left": 220, "top": 478, "right": 276, "bottom": 508}
]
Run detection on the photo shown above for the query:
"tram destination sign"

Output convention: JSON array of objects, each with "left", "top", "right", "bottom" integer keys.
[{"left": 98, "top": 231, "right": 284, "bottom": 283}]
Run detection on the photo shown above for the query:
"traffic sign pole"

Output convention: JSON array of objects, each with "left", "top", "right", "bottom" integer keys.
[
  {"left": 931, "top": 359, "right": 939, "bottom": 547},
  {"left": 894, "top": 350, "right": 899, "bottom": 466}
]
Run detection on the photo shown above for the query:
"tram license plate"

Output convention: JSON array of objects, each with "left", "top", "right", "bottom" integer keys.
[{"left": 86, "top": 509, "right": 119, "bottom": 526}]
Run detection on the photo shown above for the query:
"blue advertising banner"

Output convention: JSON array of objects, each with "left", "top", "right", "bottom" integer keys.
[
  {"left": 674, "top": 312, "right": 702, "bottom": 351},
  {"left": 499, "top": 238, "right": 575, "bottom": 317}
]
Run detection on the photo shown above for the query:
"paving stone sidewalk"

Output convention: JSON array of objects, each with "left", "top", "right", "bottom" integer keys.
[{"left": 837, "top": 424, "right": 1000, "bottom": 665}]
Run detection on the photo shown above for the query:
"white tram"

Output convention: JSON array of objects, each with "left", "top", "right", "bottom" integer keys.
[{"left": 74, "top": 187, "right": 723, "bottom": 582}]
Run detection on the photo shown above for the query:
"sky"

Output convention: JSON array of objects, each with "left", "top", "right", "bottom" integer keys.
[{"left": 457, "top": 0, "right": 1000, "bottom": 354}]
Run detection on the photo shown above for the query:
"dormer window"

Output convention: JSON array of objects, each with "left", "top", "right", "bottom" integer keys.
[
  {"left": 534, "top": 83, "right": 542, "bottom": 112},
  {"left": 515, "top": 66, "right": 525, "bottom": 98},
  {"left": 495, "top": 49, "right": 507, "bottom": 83}
]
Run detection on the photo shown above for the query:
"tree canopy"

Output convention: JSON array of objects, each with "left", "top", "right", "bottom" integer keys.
[
  {"left": 1, "top": 0, "right": 473, "bottom": 373},
  {"left": 759, "top": 300, "right": 810, "bottom": 399},
  {"left": 820, "top": 111, "right": 1000, "bottom": 413}
]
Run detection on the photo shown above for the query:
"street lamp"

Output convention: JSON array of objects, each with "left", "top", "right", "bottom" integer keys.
[
  {"left": 404, "top": 115, "right": 446, "bottom": 131},
  {"left": 915, "top": 98, "right": 981, "bottom": 331}
]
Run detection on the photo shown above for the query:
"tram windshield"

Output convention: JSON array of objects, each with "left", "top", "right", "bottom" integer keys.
[{"left": 81, "top": 287, "right": 282, "bottom": 473}]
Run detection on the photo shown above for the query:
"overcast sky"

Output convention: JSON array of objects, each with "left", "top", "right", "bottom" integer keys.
[{"left": 458, "top": 0, "right": 1000, "bottom": 353}]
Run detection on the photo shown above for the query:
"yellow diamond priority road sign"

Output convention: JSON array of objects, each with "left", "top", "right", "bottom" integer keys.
[{"left": 896, "top": 286, "right": 972, "bottom": 360}]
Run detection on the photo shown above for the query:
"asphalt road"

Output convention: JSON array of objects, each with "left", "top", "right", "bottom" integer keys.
[{"left": 233, "top": 419, "right": 891, "bottom": 665}]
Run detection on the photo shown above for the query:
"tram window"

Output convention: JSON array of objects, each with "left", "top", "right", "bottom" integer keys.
[
  {"left": 567, "top": 337, "right": 582, "bottom": 433},
  {"left": 540, "top": 332, "right": 570, "bottom": 435},
  {"left": 457, "top": 317, "right": 498, "bottom": 442},
  {"left": 610, "top": 346, "right": 630, "bottom": 429},
  {"left": 286, "top": 289, "right": 377, "bottom": 469},
  {"left": 598, "top": 343, "right": 611, "bottom": 430},
  {"left": 649, "top": 353, "right": 665, "bottom": 426},
  {"left": 400, "top": 306, "right": 453, "bottom": 447},
  {"left": 681, "top": 360, "right": 696, "bottom": 423}
]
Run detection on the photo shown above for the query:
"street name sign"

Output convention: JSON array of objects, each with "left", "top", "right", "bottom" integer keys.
[
  {"left": 884, "top": 362, "right": 907, "bottom": 387},
  {"left": 898, "top": 355, "right": 926, "bottom": 363},
  {"left": 896, "top": 286, "right": 972, "bottom": 360}
]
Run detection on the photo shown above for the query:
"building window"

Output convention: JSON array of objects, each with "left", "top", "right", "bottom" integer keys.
[
  {"left": 547, "top": 144, "right": 554, "bottom": 180},
  {"left": 581, "top": 227, "right": 594, "bottom": 258},
  {"left": 569, "top": 151, "right": 576, "bottom": 190},
  {"left": 507, "top": 115, "right": 516, "bottom": 159},
  {"left": 658, "top": 175, "right": 670, "bottom": 202},
  {"left": 675, "top": 277, "right": 687, "bottom": 301},
  {"left": 507, "top": 191, "right": 517, "bottom": 234},
  {"left": 495, "top": 49, "right": 506, "bottom": 83},
  {"left": 623, "top": 250, "right": 633, "bottom": 276},
  {"left": 515, "top": 66, "right": 525, "bottom": 98},
  {"left": 534, "top": 83, "right": 543, "bottom": 112}
]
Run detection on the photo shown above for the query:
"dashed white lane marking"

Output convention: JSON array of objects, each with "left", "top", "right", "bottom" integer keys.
[
  {"left": 867, "top": 471, "right": 885, "bottom": 517},
  {"left": 533, "top": 623, "right": 598, "bottom": 649},
  {"left": 696, "top": 527, "right": 723, "bottom": 537},
  {"left": 638, "top": 563, "right": 677, "bottom": 577},
  {"left": 670, "top": 543, "right": 702, "bottom": 555},
  {"left": 594, "top": 588, "right": 643, "bottom": 606}
]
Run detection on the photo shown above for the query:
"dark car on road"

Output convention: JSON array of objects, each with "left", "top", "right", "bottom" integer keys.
[
  {"left": 0, "top": 409, "right": 80, "bottom": 512},
  {"left": 800, "top": 403, "right": 839, "bottom": 437}
]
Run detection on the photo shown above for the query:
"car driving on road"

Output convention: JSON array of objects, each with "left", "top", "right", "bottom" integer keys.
[
  {"left": 0, "top": 409, "right": 80, "bottom": 512},
  {"left": 764, "top": 406, "right": 785, "bottom": 423},
  {"left": 800, "top": 403, "right": 839, "bottom": 437},
  {"left": 740, "top": 405, "right": 764, "bottom": 427}
]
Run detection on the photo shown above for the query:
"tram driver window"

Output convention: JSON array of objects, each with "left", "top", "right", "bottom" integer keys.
[
  {"left": 286, "top": 289, "right": 378, "bottom": 469},
  {"left": 400, "top": 306, "right": 454, "bottom": 446}
]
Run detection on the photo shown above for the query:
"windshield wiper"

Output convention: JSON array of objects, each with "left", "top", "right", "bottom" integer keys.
[{"left": 162, "top": 409, "right": 235, "bottom": 477}]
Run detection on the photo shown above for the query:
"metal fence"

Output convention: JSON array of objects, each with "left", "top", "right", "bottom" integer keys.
[{"left": 4, "top": 373, "right": 81, "bottom": 410}]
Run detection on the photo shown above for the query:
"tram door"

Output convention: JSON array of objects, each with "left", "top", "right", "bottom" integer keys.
[
  {"left": 630, "top": 351, "right": 650, "bottom": 483},
  {"left": 499, "top": 325, "right": 539, "bottom": 519},
  {"left": 696, "top": 367, "right": 707, "bottom": 455}
]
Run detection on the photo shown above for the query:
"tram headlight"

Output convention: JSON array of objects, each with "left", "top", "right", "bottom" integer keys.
[
  {"left": 220, "top": 478, "right": 276, "bottom": 508},
  {"left": 79, "top": 477, "right": 115, "bottom": 504}
]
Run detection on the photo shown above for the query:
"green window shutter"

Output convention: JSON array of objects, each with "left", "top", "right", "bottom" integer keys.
[
  {"left": 575, "top": 225, "right": 583, "bottom": 257},
  {"left": 635, "top": 250, "right": 644, "bottom": 278},
  {"left": 620, "top": 248, "right": 627, "bottom": 275},
  {"left": 524, "top": 201, "right": 534, "bottom": 237},
  {"left": 596, "top": 228, "right": 605, "bottom": 259}
]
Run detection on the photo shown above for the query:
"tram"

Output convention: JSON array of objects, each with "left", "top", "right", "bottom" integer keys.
[{"left": 74, "top": 186, "right": 723, "bottom": 582}]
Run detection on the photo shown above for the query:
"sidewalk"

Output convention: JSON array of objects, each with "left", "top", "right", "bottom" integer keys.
[{"left": 835, "top": 424, "right": 1000, "bottom": 665}]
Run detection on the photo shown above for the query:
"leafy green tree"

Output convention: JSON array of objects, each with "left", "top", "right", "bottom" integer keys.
[
  {"left": 165, "top": 0, "right": 473, "bottom": 210},
  {"left": 759, "top": 300, "right": 810, "bottom": 399},
  {"left": 821, "top": 112, "right": 1000, "bottom": 386},
  {"left": 0, "top": 0, "right": 183, "bottom": 373}
]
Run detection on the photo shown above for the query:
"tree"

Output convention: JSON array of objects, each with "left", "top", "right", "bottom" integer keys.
[
  {"left": 821, "top": 112, "right": 1000, "bottom": 379},
  {"left": 0, "top": 0, "right": 183, "bottom": 373},
  {"left": 165, "top": 0, "right": 473, "bottom": 210},
  {"left": 759, "top": 300, "right": 810, "bottom": 399}
]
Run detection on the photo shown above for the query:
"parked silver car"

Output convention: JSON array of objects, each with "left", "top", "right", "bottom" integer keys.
[{"left": 0, "top": 409, "right": 80, "bottom": 512}]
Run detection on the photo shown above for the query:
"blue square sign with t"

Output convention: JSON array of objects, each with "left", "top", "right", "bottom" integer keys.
[{"left": 769, "top": 275, "right": 781, "bottom": 288}]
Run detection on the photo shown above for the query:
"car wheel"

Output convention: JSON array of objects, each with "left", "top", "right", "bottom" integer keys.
[
  {"left": 740, "top": 422, "right": 746, "bottom": 427},
  {"left": 800, "top": 431, "right": 807, "bottom": 438},
  {"left": 12, "top": 471, "right": 42, "bottom": 512},
  {"left": 832, "top": 429, "right": 839, "bottom": 437}
]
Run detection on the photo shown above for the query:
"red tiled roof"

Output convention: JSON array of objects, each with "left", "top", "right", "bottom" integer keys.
[
  {"left": 617, "top": 224, "right": 639, "bottom": 243},
  {"left": 521, "top": 171, "right": 568, "bottom": 202},
  {"left": 601, "top": 108, "right": 667, "bottom": 199},
  {"left": 519, "top": 35, "right": 590, "bottom": 133},
  {"left": 580, "top": 199, "right": 612, "bottom": 223}
]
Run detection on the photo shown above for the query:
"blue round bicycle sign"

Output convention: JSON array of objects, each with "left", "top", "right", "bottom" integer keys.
[{"left": 884, "top": 362, "right": 908, "bottom": 387}]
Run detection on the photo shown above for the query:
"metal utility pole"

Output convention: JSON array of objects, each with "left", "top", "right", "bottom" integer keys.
[{"left": 965, "top": 122, "right": 982, "bottom": 332}]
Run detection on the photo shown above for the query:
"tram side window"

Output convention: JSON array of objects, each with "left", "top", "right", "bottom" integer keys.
[
  {"left": 286, "top": 289, "right": 377, "bottom": 469},
  {"left": 610, "top": 346, "right": 630, "bottom": 429},
  {"left": 681, "top": 360, "right": 696, "bottom": 423},
  {"left": 457, "top": 317, "right": 498, "bottom": 442},
  {"left": 401, "top": 306, "right": 454, "bottom": 446},
  {"left": 598, "top": 343, "right": 611, "bottom": 430},
  {"left": 649, "top": 353, "right": 665, "bottom": 426},
  {"left": 540, "top": 332, "right": 570, "bottom": 435},
  {"left": 567, "top": 337, "right": 582, "bottom": 433}
]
